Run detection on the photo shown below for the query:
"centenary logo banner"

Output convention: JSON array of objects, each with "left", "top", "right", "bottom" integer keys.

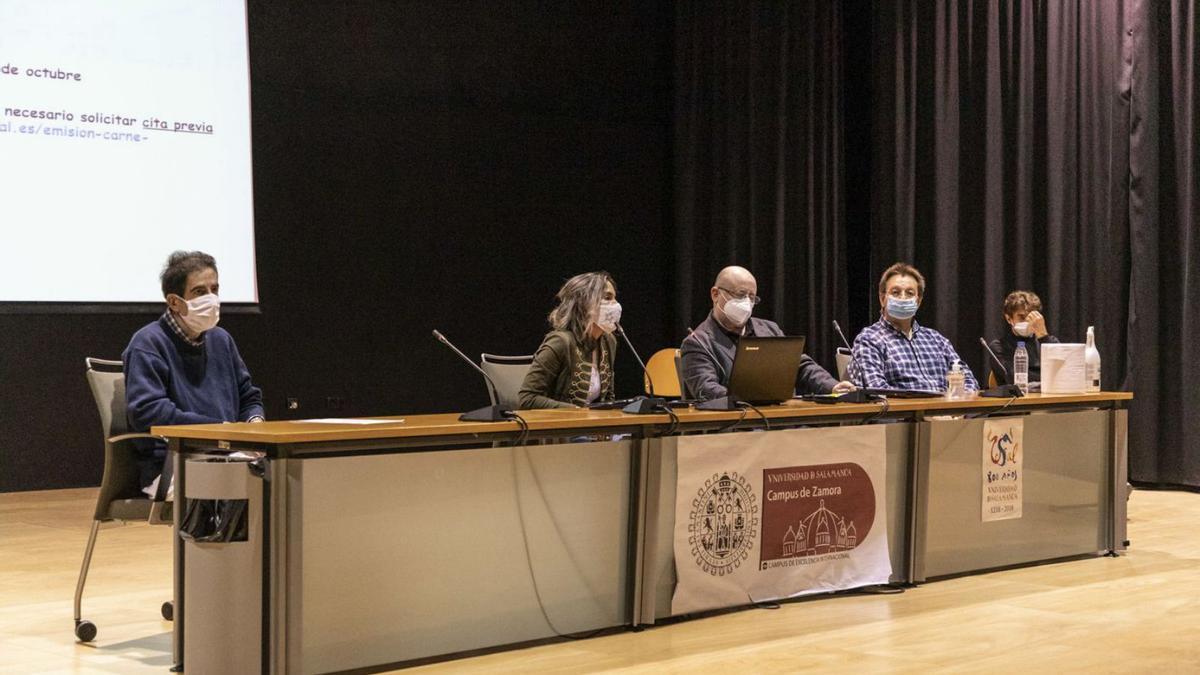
[
  {"left": 982, "top": 418, "right": 1024, "bottom": 522},
  {"left": 671, "top": 426, "right": 891, "bottom": 615}
]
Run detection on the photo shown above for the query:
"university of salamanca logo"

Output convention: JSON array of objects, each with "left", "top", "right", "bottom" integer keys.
[{"left": 687, "top": 472, "right": 759, "bottom": 576}]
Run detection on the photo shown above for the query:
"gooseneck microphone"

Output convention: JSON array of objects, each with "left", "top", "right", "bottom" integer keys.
[
  {"left": 832, "top": 319, "right": 852, "bottom": 351},
  {"left": 828, "top": 320, "right": 879, "bottom": 403},
  {"left": 614, "top": 324, "right": 668, "bottom": 414},
  {"left": 432, "top": 329, "right": 515, "bottom": 421},
  {"left": 978, "top": 336, "right": 1024, "bottom": 398},
  {"left": 979, "top": 337, "right": 1009, "bottom": 383}
]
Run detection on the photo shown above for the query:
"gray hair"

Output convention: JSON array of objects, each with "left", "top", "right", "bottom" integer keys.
[{"left": 548, "top": 271, "right": 615, "bottom": 341}]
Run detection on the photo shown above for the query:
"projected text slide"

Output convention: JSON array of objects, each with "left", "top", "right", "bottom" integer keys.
[{"left": 0, "top": 0, "right": 256, "bottom": 302}]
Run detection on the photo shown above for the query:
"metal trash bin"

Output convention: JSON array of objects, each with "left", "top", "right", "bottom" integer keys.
[{"left": 182, "top": 455, "right": 265, "bottom": 674}]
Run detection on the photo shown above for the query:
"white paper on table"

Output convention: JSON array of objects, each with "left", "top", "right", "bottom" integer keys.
[
  {"left": 296, "top": 418, "right": 403, "bottom": 425},
  {"left": 1040, "top": 343, "right": 1087, "bottom": 393}
]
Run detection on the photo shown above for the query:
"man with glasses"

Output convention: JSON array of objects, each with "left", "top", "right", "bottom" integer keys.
[
  {"left": 850, "top": 262, "right": 978, "bottom": 392},
  {"left": 680, "top": 265, "right": 854, "bottom": 400}
]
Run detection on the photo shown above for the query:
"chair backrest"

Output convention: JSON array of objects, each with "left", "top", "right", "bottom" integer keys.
[
  {"left": 85, "top": 358, "right": 128, "bottom": 437},
  {"left": 480, "top": 354, "right": 534, "bottom": 410},
  {"left": 85, "top": 358, "right": 147, "bottom": 519},
  {"left": 835, "top": 348, "right": 852, "bottom": 382},
  {"left": 644, "top": 348, "right": 683, "bottom": 398}
]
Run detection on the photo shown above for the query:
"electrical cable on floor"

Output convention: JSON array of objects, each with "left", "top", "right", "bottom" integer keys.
[{"left": 508, "top": 413, "right": 611, "bottom": 640}]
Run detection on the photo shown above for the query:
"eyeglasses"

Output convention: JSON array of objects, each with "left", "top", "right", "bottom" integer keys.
[{"left": 718, "top": 287, "right": 762, "bottom": 305}]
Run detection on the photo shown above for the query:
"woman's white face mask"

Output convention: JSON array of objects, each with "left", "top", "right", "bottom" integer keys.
[
  {"left": 594, "top": 300, "right": 622, "bottom": 334},
  {"left": 173, "top": 293, "right": 220, "bottom": 334}
]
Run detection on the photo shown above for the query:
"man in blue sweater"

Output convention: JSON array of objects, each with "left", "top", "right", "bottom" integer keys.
[{"left": 123, "top": 251, "right": 264, "bottom": 496}]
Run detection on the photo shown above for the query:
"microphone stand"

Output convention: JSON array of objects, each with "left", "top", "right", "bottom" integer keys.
[
  {"left": 614, "top": 325, "right": 668, "bottom": 414},
  {"left": 432, "top": 329, "right": 516, "bottom": 421},
  {"left": 828, "top": 320, "right": 880, "bottom": 404},
  {"left": 979, "top": 337, "right": 1024, "bottom": 398}
]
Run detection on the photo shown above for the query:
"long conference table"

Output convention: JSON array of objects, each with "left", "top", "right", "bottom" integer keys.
[{"left": 155, "top": 391, "right": 1131, "bottom": 674}]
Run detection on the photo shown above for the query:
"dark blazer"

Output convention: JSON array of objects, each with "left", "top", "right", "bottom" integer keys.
[
  {"left": 988, "top": 331, "right": 1059, "bottom": 385},
  {"left": 680, "top": 312, "right": 839, "bottom": 400},
  {"left": 518, "top": 330, "right": 618, "bottom": 409}
]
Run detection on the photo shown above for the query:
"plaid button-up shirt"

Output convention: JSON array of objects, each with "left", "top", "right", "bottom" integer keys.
[
  {"left": 850, "top": 317, "right": 979, "bottom": 392},
  {"left": 162, "top": 310, "right": 204, "bottom": 348}
]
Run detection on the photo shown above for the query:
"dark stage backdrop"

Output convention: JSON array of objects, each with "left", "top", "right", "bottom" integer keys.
[
  {"left": 3, "top": 1, "right": 1195, "bottom": 493},
  {"left": 0, "top": 2, "right": 675, "bottom": 492},
  {"left": 673, "top": 0, "right": 1197, "bottom": 488},
  {"left": 672, "top": 1, "right": 849, "bottom": 372},
  {"left": 868, "top": 0, "right": 1198, "bottom": 488}
]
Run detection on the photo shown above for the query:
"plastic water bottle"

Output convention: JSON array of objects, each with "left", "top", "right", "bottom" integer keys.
[
  {"left": 1013, "top": 341, "right": 1029, "bottom": 395},
  {"left": 947, "top": 361, "right": 966, "bottom": 399},
  {"left": 1085, "top": 326, "right": 1101, "bottom": 392}
]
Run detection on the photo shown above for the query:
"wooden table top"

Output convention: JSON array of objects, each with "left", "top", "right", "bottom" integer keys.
[{"left": 151, "top": 392, "right": 1132, "bottom": 445}]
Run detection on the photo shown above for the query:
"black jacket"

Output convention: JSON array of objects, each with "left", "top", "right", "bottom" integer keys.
[
  {"left": 680, "top": 312, "right": 838, "bottom": 400},
  {"left": 988, "top": 330, "right": 1059, "bottom": 385}
]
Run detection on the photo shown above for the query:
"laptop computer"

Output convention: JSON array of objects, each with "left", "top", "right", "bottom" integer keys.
[{"left": 721, "top": 335, "right": 807, "bottom": 405}]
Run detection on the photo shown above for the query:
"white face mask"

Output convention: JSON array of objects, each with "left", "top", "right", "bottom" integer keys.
[
  {"left": 1012, "top": 321, "right": 1032, "bottom": 337},
  {"left": 175, "top": 293, "right": 220, "bottom": 334},
  {"left": 722, "top": 295, "right": 754, "bottom": 327},
  {"left": 595, "top": 300, "right": 622, "bottom": 334}
]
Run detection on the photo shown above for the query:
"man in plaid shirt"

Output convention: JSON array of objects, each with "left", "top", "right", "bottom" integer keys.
[{"left": 849, "top": 262, "right": 979, "bottom": 392}]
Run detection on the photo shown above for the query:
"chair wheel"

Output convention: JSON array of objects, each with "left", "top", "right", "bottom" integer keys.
[
  {"left": 161, "top": 601, "right": 173, "bottom": 621},
  {"left": 75, "top": 619, "right": 97, "bottom": 642}
]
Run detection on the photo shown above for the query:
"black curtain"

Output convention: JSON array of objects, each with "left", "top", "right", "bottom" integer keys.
[
  {"left": 1127, "top": 0, "right": 1200, "bottom": 487},
  {"left": 675, "top": 0, "right": 1198, "bottom": 487},
  {"left": 870, "top": 0, "right": 1131, "bottom": 384},
  {"left": 871, "top": 0, "right": 1198, "bottom": 488},
  {"left": 673, "top": 1, "right": 848, "bottom": 370}
]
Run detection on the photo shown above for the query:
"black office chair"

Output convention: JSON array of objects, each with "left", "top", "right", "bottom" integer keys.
[{"left": 74, "top": 358, "right": 173, "bottom": 643}]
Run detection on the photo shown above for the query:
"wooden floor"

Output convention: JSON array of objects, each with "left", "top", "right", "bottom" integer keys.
[{"left": 1, "top": 488, "right": 1197, "bottom": 674}]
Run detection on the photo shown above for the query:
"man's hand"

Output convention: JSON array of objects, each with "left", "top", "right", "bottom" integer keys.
[
  {"left": 1028, "top": 310, "right": 1048, "bottom": 338},
  {"left": 832, "top": 381, "right": 857, "bottom": 394}
]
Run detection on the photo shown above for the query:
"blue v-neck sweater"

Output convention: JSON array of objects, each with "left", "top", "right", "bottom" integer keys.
[{"left": 122, "top": 316, "right": 264, "bottom": 488}]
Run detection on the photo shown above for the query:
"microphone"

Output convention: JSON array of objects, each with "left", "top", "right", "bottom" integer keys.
[
  {"left": 832, "top": 319, "right": 852, "bottom": 351},
  {"left": 431, "top": 329, "right": 515, "bottom": 422},
  {"left": 979, "top": 337, "right": 1009, "bottom": 383},
  {"left": 614, "top": 324, "right": 668, "bottom": 414},
  {"left": 978, "top": 336, "right": 1023, "bottom": 398},
  {"left": 827, "top": 320, "right": 878, "bottom": 404}
]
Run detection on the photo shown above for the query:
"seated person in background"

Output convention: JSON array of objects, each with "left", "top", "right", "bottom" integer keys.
[
  {"left": 123, "top": 251, "right": 264, "bottom": 496},
  {"left": 988, "top": 290, "right": 1059, "bottom": 385},
  {"left": 519, "top": 271, "right": 620, "bottom": 409},
  {"left": 680, "top": 265, "right": 854, "bottom": 400},
  {"left": 851, "top": 262, "right": 979, "bottom": 392}
]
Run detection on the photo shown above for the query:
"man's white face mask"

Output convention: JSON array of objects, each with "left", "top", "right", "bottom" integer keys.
[
  {"left": 1012, "top": 321, "right": 1032, "bottom": 337},
  {"left": 175, "top": 293, "right": 220, "bottom": 334},
  {"left": 722, "top": 295, "right": 754, "bottom": 327}
]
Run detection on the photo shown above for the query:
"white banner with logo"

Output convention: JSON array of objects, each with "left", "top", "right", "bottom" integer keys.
[
  {"left": 671, "top": 426, "right": 891, "bottom": 616},
  {"left": 982, "top": 418, "right": 1024, "bottom": 521}
]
